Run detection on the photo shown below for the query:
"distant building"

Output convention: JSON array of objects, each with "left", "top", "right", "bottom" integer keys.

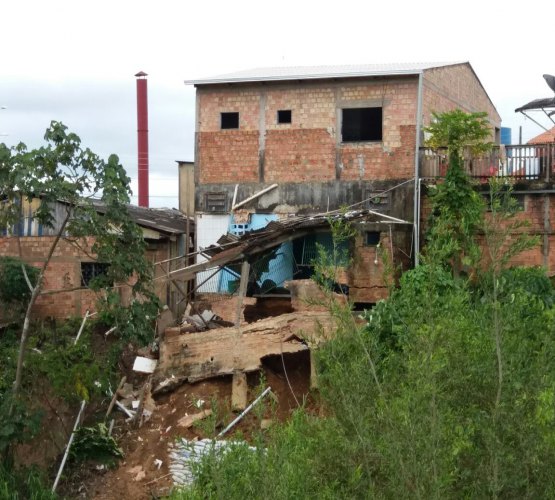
[{"left": 0, "top": 198, "right": 193, "bottom": 318}]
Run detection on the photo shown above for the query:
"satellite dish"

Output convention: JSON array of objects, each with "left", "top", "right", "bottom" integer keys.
[{"left": 543, "top": 74, "right": 555, "bottom": 93}]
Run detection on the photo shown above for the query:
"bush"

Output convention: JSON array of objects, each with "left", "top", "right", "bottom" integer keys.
[
  {"left": 0, "top": 257, "right": 39, "bottom": 310},
  {"left": 0, "top": 463, "right": 56, "bottom": 500},
  {"left": 176, "top": 265, "right": 555, "bottom": 498}
]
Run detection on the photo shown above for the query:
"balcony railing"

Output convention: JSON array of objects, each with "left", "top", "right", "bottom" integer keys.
[{"left": 419, "top": 144, "right": 555, "bottom": 182}]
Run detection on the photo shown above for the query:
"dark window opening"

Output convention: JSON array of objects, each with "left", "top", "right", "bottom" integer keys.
[
  {"left": 365, "top": 231, "right": 381, "bottom": 246},
  {"left": 342, "top": 107, "right": 382, "bottom": 142},
  {"left": 205, "top": 192, "right": 227, "bottom": 213},
  {"left": 277, "top": 109, "right": 292, "bottom": 124},
  {"left": 221, "top": 112, "right": 239, "bottom": 129},
  {"left": 81, "top": 262, "right": 110, "bottom": 287}
]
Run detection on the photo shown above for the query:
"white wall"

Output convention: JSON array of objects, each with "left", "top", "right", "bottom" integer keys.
[{"left": 195, "top": 213, "right": 230, "bottom": 293}]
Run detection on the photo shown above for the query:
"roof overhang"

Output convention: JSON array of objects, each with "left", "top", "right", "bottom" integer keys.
[{"left": 184, "top": 62, "right": 465, "bottom": 86}]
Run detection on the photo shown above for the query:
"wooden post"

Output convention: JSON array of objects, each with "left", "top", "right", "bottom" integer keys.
[
  {"left": 232, "top": 260, "right": 250, "bottom": 410},
  {"left": 234, "top": 260, "right": 250, "bottom": 327},
  {"left": 231, "top": 371, "right": 248, "bottom": 411},
  {"left": 105, "top": 376, "right": 126, "bottom": 419},
  {"left": 310, "top": 349, "right": 318, "bottom": 389}
]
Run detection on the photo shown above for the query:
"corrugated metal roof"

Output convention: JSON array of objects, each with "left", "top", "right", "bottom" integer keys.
[
  {"left": 88, "top": 201, "right": 193, "bottom": 235},
  {"left": 185, "top": 62, "right": 466, "bottom": 86}
]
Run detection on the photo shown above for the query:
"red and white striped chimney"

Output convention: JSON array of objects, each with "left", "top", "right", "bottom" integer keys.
[{"left": 135, "top": 71, "right": 149, "bottom": 207}]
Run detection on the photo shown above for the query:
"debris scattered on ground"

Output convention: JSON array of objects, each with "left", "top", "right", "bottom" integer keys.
[
  {"left": 129, "top": 465, "right": 146, "bottom": 482},
  {"left": 168, "top": 438, "right": 257, "bottom": 486},
  {"left": 180, "top": 308, "right": 231, "bottom": 331},
  {"left": 177, "top": 409, "right": 212, "bottom": 429}
]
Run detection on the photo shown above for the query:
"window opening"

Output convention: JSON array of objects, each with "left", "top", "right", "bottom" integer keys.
[
  {"left": 81, "top": 262, "right": 110, "bottom": 287},
  {"left": 221, "top": 112, "right": 239, "bottom": 129},
  {"left": 342, "top": 107, "right": 382, "bottom": 142},
  {"left": 365, "top": 231, "right": 381, "bottom": 246},
  {"left": 365, "top": 190, "right": 390, "bottom": 212},
  {"left": 277, "top": 109, "right": 292, "bottom": 124}
]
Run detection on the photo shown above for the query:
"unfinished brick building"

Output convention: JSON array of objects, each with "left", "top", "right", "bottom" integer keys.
[{"left": 186, "top": 62, "right": 501, "bottom": 304}]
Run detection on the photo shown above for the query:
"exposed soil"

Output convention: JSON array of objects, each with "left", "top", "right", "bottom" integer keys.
[{"left": 59, "top": 350, "right": 317, "bottom": 499}]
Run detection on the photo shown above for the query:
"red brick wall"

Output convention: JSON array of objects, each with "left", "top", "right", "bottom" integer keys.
[
  {"left": 265, "top": 129, "right": 335, "bottom": 182},
  {"left": 197, "top": 77, "right": 420, "bottom": 185},
  {"left": 0, "top": 236, "right": 172, "bottom": 320},
  {"left": 198, "top": 131, "right": 259, "bottom": 183},
  {"left": 422, "top": 64, "right": 501, "bottom": 131},
  {"left": 198, "top": 88, "right": 260, "bottom": 184},
  {"left": 420, "top": 191, "right": 555, "bottom": 274},
  {"left": 0, "top": 236, "right": 98, "bottom": 318}
]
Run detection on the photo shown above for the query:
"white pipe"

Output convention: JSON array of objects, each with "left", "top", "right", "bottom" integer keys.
[
  {"left": 232, "top": 184, "right": 278, "bottom": 210},
  {"left": 366, "top": 209, "right": 409, "bottom": 224},
  {"left": 413, "top": 72, "right": 424, "bottom": 267},
  {"left": 52, "top": 400, "right": 86, "bottom": 493},
  {"left": 217, "top": 387, "right": 272, "bottom": 437},
  {"left": 231, "top": 184, "right": 239, "bottom": 209},
  {"left": 74, "top": 309, "right": 90, "bottom": 345}
]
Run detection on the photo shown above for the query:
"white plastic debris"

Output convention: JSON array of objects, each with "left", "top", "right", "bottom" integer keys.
[
  {"left": 194, "top": 399, "right": 205, "bottom": 409},
  {"left": 168, "top": 439, "right": 257, "bottom": 486},
  {"left": 154, "top": 458, "right": 163, "bottom": 470},
  {"left": 133, "top": 356, "right": 157, "bottom": 374}
]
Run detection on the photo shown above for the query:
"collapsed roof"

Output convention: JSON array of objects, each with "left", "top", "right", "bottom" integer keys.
[{"left": 167, "top": 209, "right": 410, "bottom": 283}]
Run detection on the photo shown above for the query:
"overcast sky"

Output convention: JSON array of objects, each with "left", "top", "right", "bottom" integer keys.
[{"left": 1, "top": 0, "right": 554, "bottom": 208}]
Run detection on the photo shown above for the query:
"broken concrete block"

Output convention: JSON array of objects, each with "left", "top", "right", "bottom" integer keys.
[
  {"left": 177, "top": 409, "right": 213, "bottom": 428},
  {"left": 157, "top": 306, "right": 175, "bottom": 336},
  {"left": 119, "top": 383, "right": 135, "bottom": 399},
  {"left": 232, "top": 372, "right": 248, "bottom": 411}
]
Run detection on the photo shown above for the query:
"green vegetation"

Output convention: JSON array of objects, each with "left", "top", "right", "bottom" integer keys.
[
  {"left": 170, "top": 111, "right": 555, "bottom": 499},
  {"left": 70, "top": 423, "right": 123, "bottom": 467},
  {"left": 0, "top": 121, "right": 158, "bottom": 402},
  {"left": 0, "top": 257, "right": 39, "bottom": 312},
  {"left": 0, "top": 463, "right": 57, "bottom": 500}
]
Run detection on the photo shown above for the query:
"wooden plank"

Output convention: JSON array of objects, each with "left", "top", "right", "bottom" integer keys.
[{"left": 235, "top": 261, "right": 250, "bottom": 327}]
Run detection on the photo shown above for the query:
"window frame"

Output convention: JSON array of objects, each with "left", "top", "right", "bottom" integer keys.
[{"left": 341, "top": 106, "right": 383, "bottom": 143}]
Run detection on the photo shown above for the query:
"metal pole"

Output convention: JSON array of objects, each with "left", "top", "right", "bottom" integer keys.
[
  {"left": 52, "top": 400, "right": 86, "bottom": 493},
  {"left": 413, "top": 72, "right": 424, "bottom": 267},
  {"left": 217, "top": 387, "right": 272, "bottom": 437}
]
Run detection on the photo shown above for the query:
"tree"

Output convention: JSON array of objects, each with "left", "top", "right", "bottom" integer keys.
[
  {"left": 0, "top": 121, "right": 155, "bottom": 400},
  {"left": 424, "top": 110, "right": 492, "bottom": 275}
]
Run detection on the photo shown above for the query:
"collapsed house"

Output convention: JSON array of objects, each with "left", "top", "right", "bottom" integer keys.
[{"left": 184, "top": 61, "right": 501, "bottom": 310}]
